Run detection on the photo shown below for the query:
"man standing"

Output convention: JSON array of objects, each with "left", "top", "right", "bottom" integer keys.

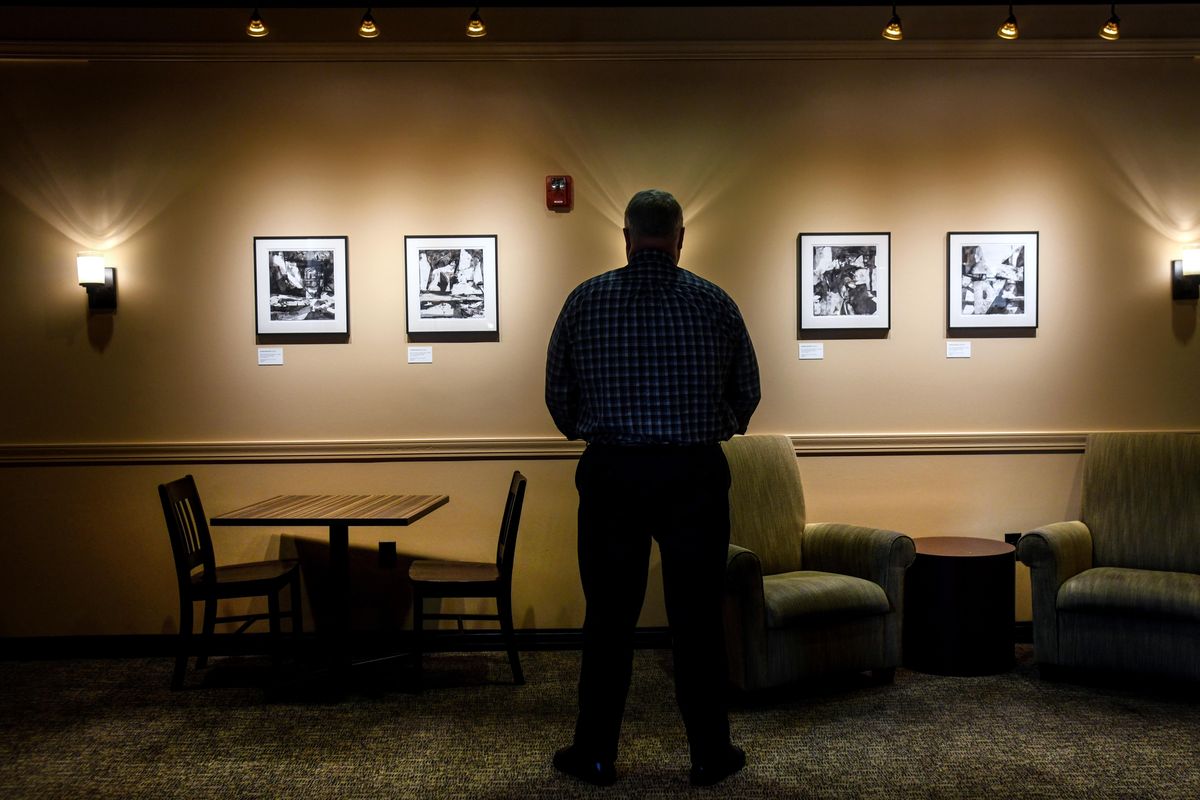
[{"left": 545, "top": 189, "right": 761, "bottom": 786}]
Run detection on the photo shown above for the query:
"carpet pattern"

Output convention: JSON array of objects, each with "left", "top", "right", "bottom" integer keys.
[{"left": 1, "top": 646, "right": 1198, "bottom": 799}]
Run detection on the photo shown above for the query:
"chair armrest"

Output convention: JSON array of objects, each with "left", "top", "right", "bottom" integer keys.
[
  {"left": 1016, "top": 520, "right": 1092, "bottom": 585},
  {"left": 804, "top": 522, "right": 916, "bottom": 595},
  {"left": 723, "top": 544, "right": 768, "bottom": 691},
  {"left": 1016, "top": 520, "right": 1093, "bottom": 665},
  {"left": 725, "top": 544, "right": 766, "bottom": 619},
  {"left": 804, "top": 523, "right": 915, "bottom": 671}
]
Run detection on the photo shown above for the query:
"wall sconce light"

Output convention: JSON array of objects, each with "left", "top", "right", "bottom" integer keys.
[
  {"left": 997, "top": 4, "right": 1019, "bottom": 40},
  {"left": 1099, "top": 4, "right": 1121, "bottom": 41},
  {"left": 466, "top": 8, "right": 487, "bottom": 38},
  {"left": 882, "top": 5, "right": 903, "bottom": 41},
  {"left": 77, "top": 251, "right": 117, "bottom": 311},
  {"left": 1173, "top": 244, "right": 1200, "bottom": 301},
  {"left": 358, "top": 8, "right": 380, "bottom": 38}
]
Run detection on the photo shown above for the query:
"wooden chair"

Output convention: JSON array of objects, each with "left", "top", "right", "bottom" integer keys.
[
  {"left": 407, "top": 471, "right": 527, "bottom": 686},
  {"left": 158, "top": 475, "right": 302, "bottom": 690}
]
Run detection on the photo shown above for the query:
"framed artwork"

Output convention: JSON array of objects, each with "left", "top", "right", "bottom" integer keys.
[
  {"left": 948, "top": 231, "right": 1038, "bottom": 329},
  {"left": 404, "top": 234, "right": 498, "bottom": 342},
  {"left": 253, "top": 236, "right": 349, "bottom": 336},
  {"left": 798, "top": 232, "right": 891, "bottom": 334}
]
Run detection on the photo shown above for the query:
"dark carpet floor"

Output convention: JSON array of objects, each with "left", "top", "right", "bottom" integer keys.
[{"left": 1, "top": 645, "right": 1198, "bottom": 799}]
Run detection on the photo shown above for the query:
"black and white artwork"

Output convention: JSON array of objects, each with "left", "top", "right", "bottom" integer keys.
[
  {"left": 254, "top": 236, "right": 349, "bottom": 335},
  {"left": 948, "top": 232, "right": 1038, "bottom": 329},
  {"left": 798, "top": 232, "right": 891, "bottom": 333},
  {"left": 405, "top": 235, "right": 498, "bottom": 340}
]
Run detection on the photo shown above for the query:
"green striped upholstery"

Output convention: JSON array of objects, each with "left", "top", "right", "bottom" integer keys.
[
  {"left": 1058, "top": 567, "right": 1200, "bottom": 621},
  {"left": 720, "top": 435, "right": 915, "bottom": 691},
  {"left": 1083, "top": 433, "right": 1200, "bottom": 573},
  {"left": 762, "top": 572, "right": 890, "bottom": 627},
  {"left": 722, "top": 434, "right": 805, "bottom": 576},
  {"left": 1018, "top": 432, "right": 1200, "bottom": 679}
]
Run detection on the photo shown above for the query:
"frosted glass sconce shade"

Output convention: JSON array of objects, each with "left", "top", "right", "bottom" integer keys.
[
  {"left": 1182, "top": 245, "right": 1200, "bottom": 276},
  {"left": 1172, "top": 244, "right": 1200, "bottom": 301},
  {"left": 76, "top": 252, "right": 117, "bottom": 311},
  {"left": 77, "top": 252, "right": 106, "bottom": 286}
]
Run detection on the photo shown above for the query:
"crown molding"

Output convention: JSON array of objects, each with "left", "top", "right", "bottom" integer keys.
[{"left": 1, "top": 39, "right": 1197, "bottom": 64}]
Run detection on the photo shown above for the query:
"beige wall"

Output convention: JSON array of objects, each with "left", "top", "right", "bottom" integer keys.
[{"left": 1, "top": 44, "right": 1197, "bottom": 637}]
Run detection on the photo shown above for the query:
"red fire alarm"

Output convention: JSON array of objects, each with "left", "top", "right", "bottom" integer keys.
[{"left": 546, "top": 175, "right": 573, "bottom": 212}]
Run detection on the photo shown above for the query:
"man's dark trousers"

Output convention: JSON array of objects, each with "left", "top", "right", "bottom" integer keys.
[{"left": 572, "top": 442, "right": 733, "bottom": 762}]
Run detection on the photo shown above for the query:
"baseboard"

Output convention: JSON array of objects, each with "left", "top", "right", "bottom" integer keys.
[{"left": 0, "top": 627, "right": 674, "bottom": 660}]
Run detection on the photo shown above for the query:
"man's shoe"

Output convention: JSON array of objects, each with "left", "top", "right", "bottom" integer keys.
[
  {"left": 689, "top": 744, "right": 746, "bottom": 787},
  {"left": 553, "top": 745, "right": 617, "bottom": 786}
]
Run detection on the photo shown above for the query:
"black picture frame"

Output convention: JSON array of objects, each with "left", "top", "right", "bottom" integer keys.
[
  {"left": 253, "top": 236, "right": 349, "bottom": 338},
  {"left": 947, "top": 231, "right": 1038, "bottom": 332},
  {"left": 797, "top": 232, "right": 891, "bottom": 337},
  {"left": 404, "top": 234, "right": 499, "bottom": 343}
]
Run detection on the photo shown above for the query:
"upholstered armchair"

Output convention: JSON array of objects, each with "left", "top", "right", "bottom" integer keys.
[
  {"left": 720, "top": 435, "right": 916, "bottom": 691},
  {"left": 1017, "top": 432, "right": 1200, "bottom": 680}
]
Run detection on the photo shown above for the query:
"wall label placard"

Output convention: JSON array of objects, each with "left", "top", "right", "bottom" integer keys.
[
  {"left": 257, "top": 347, "right": 284, "bottom": 366},
  {"left": 946, "top": 341, "right": 972, "bottom": 359},
  {"left": 799, "top": 343, "right": 825, "bottom": 360},
  {"left": 408, "top": 346, "right": 434, "bottom": 364}
]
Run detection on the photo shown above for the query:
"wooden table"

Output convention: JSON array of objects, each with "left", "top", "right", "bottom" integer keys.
[
  {"left": 211, "top": 493, "right": 449, "bottom": 682},
  {"left": 902, "top": 536, "right": 1016, "bottom": 676}
]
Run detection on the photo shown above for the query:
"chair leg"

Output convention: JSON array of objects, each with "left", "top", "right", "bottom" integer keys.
[
  {"left": 412, "top": 590, "right": 424, "bottom": 688},
  {"left": 498, "top": 593, "right": 523, "bottom": 686},
  {"left": 289, "top": 573, "right": 303, "bottom": 638},
  {"left": 268, "top": 589, "right": 282, "bottom": 668},
  {"left": 173, "top": 596, "right": 193, "bottom": 691},
  {"left": 871, "top": 667, "right": 896, "bottom": 685},
  {"left": 197, "top": 598, "right": 216, "bottom": 670}
]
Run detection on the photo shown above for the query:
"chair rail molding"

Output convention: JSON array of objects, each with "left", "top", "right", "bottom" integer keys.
[{"left": 5, "top": 431, "right": 1184, "bottom": 466}]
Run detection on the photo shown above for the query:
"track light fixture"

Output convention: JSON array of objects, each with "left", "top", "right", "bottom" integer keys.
[
  {"left": 997, "top": 4, "right": 1019, "bottom": 40},
  {"left": 882, "top": 5, "right": 903, "bottom": 41},
  {"left": 1099, "top": 4, "right": 1121, "bottom": 40},
  {"left": 467, "top": 7, "right": 487, "bottom": 38},
  {"left": 358, "top": 7, "right": 380, "bottom": 39},
  {"left": 246, "top": 8, "right": 267, "bottom": 38}
]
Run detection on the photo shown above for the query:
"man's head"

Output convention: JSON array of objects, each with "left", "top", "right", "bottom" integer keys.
[{"left": 623, "top": 189, "right": 685, "bottom": 263}]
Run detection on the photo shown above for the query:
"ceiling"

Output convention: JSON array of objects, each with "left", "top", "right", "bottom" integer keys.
[{"left": 1, "top": 4, "right": 1199, "bottom": 45}]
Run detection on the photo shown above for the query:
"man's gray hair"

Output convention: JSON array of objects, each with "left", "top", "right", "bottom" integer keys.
[{"left": 624, "top": 189, "right": 683, "bottom": 239}]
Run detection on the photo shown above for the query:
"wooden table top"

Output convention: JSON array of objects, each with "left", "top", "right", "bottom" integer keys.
[
  {"left": 211, "top": 493, "right": 449, "bottom": 527},
  {"left": 914, "top": 536, "right": 1014, "bottom": 558}
]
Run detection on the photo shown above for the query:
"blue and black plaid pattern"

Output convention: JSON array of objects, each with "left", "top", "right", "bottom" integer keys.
[{"left": 546, "top": 250, "right": 760, "bottom": 445}]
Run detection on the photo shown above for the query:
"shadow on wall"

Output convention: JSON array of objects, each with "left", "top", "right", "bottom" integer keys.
[
  {"left": 289, "top": 536, "right": 416, "bottom": 639},
  {"left": 1172, "top": 301, "right": 1196, "bottom": 344},
  {"left": 87, "top": 311, "right": 114, "bottom": 352}
]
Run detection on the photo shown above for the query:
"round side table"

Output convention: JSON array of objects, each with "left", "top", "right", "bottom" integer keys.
[{"left": 902, "top": 536, "right": 1015, "bottom": 676}]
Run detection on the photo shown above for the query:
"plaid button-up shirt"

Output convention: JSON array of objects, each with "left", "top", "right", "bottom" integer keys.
[{"left": 545, "top": 249, "right": 760, "bottom": 446}]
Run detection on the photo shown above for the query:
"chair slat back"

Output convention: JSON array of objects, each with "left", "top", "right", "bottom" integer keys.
[
  {"left": 158, "top": 475, "right": 217, "bottom": 589},
  {"left": 495, "top": 471, "right": 527, "bottom": 581}
]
